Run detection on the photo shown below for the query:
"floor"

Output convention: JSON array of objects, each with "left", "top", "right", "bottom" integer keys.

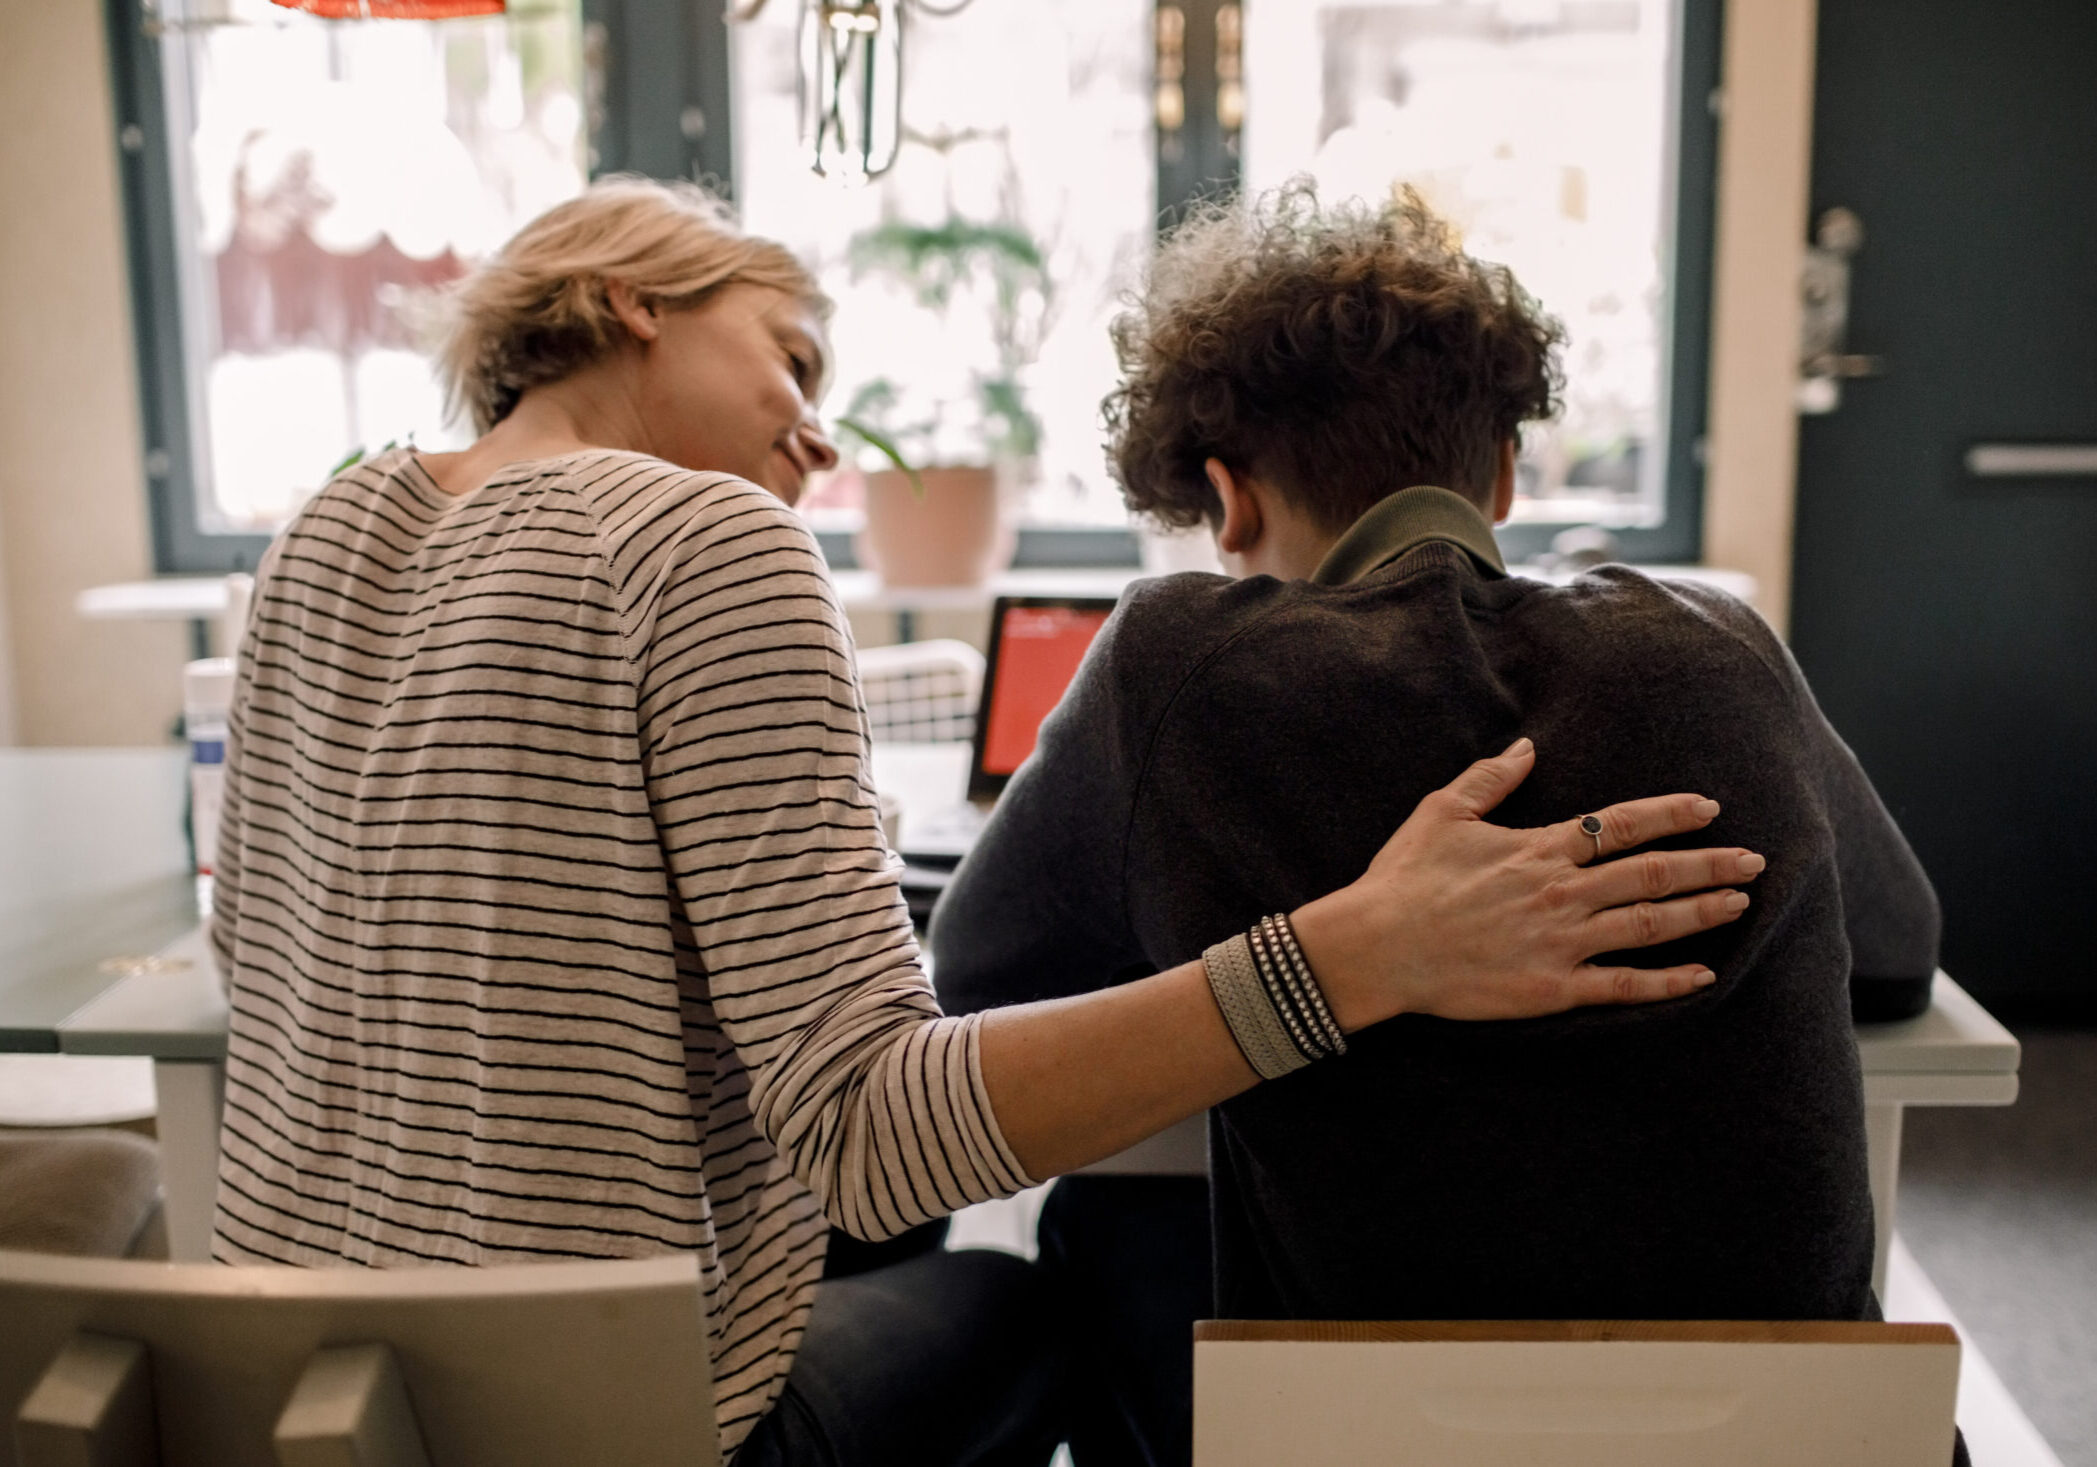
[
  {"left": 1899, "top": 1027, "right": 2097, "bottom": 1467},
  {"left": 1886, "top": 1238, "right": 2063, "bottom": 1467}
]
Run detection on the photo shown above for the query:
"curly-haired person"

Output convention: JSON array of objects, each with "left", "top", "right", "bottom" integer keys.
[{"left": 931, "top": 186, "right": 1945, "bottom": 1467}]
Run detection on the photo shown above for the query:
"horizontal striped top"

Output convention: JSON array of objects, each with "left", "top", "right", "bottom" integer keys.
[{"left": 209, "top": 448, "right": 1032, "bottom": 1453}]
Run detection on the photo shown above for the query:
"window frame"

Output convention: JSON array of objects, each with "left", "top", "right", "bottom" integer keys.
[
  {"left": 1493, "top": 0, "right": 1724, "bottom": 566},
  {"left": 110, "top": 0, "right": 1717, "bottom": 575},
  {"left": 107, "top": 0, "right": 269, "bottom": 574}
]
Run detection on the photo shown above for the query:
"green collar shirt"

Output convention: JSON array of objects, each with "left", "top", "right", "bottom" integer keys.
[{"left": 1310, "top": 485, "right": 1508, "bottom": 586}]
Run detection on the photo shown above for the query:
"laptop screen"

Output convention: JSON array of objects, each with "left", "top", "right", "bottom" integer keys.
[{"left": 969, "top": 597, "right": 1117, "bottom": 798}]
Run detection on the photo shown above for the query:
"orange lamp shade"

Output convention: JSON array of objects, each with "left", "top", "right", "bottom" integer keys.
[{"left": 269, "top": 1, "right": 505, "bottom": 16}]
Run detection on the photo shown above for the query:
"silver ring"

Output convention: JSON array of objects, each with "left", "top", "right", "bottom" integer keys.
[{"left": 1580, "top": 813, "right": 1605, "bottom": 862}]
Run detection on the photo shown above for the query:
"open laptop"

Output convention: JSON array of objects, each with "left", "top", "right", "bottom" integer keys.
[{"left": 895, "top": 595, "right": 1118, "bottom": 916}]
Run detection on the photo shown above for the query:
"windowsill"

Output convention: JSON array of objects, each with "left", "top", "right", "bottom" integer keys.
[
  {"left": 75, "top": 564, "right": 1762, "bottom": 625},
  {"left": 76, "top": 578, "right": 229, "bottom": 622},
  {"left": 829, "top": 563, "right": 1760, "bottom": 614},
  {"left": 826, "top": 567, "right": 1144, "bottom": 612}
]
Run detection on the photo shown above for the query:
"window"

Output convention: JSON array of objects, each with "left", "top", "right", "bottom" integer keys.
[
  {"left": 110, "top": 0, "right": 590, "bottom": 571},
  {"left": 113, "top": 0, "right": 1714, "bottom": 572},
  {"left": 1244, "top": 0, "right": 1718, "bottom": 561},
  {"left": 729, "top": 0, "right": 1156, "bottom": 544}
]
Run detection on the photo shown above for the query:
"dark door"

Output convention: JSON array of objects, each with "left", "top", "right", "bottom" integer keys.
[{"left": 1790, "top": 0, "right": 2097, "bottom": 1013}]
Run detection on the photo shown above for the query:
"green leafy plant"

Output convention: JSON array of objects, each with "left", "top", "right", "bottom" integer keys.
[
  {"left": 833, "top": 381, "right": 924, "bottom": 497},
  {"left": 837, "top": 213, "right": 1052, "bottom": 474}
]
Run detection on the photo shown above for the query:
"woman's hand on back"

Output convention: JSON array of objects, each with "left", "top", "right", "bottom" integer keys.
[
  {"left": 1293, "top": 737, "right": 1763, "bottom": 1031},
  {"left": 980, "top": 736, "right": 1765, "bottom": 1179}
]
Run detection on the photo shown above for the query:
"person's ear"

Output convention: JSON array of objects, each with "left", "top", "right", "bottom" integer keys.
[
  {"left": 605, "top": 279, "right": 661, "bottom": 344},
  {"left": 1207, "top": 458, "right": 1264, "bottom": 555},
  {"left": 1491, "top": 439, "right": 1518, "bottom": 524}
]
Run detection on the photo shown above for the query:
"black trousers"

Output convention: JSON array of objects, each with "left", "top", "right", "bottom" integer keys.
[
  {"left": 1036, "top": 1176, "right": 1212, "bottom": 1467},
  {"left": 736, "top": 1225, "right": 1066, "bottom": 1467}
]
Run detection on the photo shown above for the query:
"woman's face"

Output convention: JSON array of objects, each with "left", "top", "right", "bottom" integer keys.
[{"left": 630, "top": 282, "right": 838, "bottom": 506}]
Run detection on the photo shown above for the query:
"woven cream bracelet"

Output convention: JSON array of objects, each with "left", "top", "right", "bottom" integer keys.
[{"left": 1204, "top": 931, "right": 1317, "bottom": 1080}]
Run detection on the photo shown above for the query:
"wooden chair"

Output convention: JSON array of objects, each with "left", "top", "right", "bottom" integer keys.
[
  {"left": 2, "top": 1249, "right": 718, "bottom": 1467},
  {"left": 1193, "top": 1320, "right": 1961, "bottom": 1467}
]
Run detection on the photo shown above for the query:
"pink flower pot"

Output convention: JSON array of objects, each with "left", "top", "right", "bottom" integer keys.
[{"left": 855, "top": 466, "right": 1016, "bottom": 587}]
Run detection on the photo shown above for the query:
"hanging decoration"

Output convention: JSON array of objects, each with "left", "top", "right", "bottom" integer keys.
[
  {"left": 729, "top": 0, "right": 980, "bottom": 184},
  {"left": 802, "top": 0, "right": 903, "bottom": 183},
  {"left": 268, "top": 1, "right": 505, "bottom": 17}
]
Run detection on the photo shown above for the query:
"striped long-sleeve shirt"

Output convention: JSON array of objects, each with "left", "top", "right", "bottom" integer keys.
[{"left": 209, "top": 448, "right": 1033, "bottom": 1453}]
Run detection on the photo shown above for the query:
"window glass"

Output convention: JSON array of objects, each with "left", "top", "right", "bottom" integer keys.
[
  {"left": 155, "top": 0, "right": 585, "bottom": 532},
  {"left": 731, "top": 0, "right": 1154, "bottom": 532},
  {"left": 1244, "top": 0, "right": 1677, "bottom": 527}
]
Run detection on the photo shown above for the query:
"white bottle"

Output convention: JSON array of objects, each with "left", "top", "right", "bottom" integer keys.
[{"left": 184, "top": 657, "right": 236, "bottom": 915}]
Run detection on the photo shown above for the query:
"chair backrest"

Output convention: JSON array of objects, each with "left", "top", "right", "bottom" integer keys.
[
  {"left": 1, "top": 1249, "right": 718, "bottom": 1467},
  {"left": 1193, "top": 1320, "right": 1960, "bottom": 1467},
  {"left": 855, "top": 639, "right": 985, "bottom": 744}
]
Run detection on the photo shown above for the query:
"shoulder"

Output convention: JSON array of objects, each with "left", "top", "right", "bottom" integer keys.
[
  {"left": 1547, "top": 567, "right": 1796, "bottom": 685},
  {"left": 273, "top": 448, "right": 432, "bottom": 546},
  {"left": 1023, "top": 571, "right": 1302, "bottom": 786},
  {"left": 1095, "top": 570, "right": 1296, "bottom": 686},
  {"left": 554, "top": 451, "right": 811, "bottom": 554},
  {"left": 549, "top": 452, "right": 827, "bottom": 609}
]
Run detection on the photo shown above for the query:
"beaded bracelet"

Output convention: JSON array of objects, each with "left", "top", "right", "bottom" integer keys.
[
  {"left": 1264, "top": 914, "right": 1347, "bottom": 1056},
  {"left": 1203, "top": 913, "right": 1349, "bottom": 1081}
]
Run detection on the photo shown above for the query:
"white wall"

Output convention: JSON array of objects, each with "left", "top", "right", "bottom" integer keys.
[{"left": 0, "top": 0, "right": 186, "bottom": 748}]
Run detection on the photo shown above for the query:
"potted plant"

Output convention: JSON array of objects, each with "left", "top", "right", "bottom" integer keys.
[{"left": 832, "top": 213, "right": 1051, "bottom": 586}]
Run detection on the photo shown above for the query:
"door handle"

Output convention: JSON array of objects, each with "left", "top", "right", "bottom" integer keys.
[
  {"left": 1966, "top": 444, "right": 2097, "bottom": 477},
  {"left": 1803, "top": 353, "right": 1884, "bottom": 379}
]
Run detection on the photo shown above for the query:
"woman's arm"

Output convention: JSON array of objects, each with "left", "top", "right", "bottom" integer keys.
[{"left": 978, "top": 738, "right": 1756, "bottom": 1177}]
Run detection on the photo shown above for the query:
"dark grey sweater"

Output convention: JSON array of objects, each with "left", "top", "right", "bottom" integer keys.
[{"left": 932, "top": 487, "right": 1940, "bottom": 1323}]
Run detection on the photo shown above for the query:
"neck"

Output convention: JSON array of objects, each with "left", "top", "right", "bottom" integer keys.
[
  {"left": 1227, "top": 510, "right": 1344, "bottom": 581},
  {"left": 493, "top": 360, "right": 654, "bottom": 459},
  {"left": 419, "top": 360, "right": 653, "bottom": 497}
]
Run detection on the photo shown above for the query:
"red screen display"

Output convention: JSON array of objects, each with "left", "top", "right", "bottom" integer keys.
[{"left": 979, "top": 604, "right": 1113, "bottom": 776}]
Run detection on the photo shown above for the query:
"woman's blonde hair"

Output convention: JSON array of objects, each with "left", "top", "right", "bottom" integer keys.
[{"left": 436, "top": 176, "right": 826, "bottom": 434}]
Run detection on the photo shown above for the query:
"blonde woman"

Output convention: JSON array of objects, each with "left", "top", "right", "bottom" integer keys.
[{"left": 208, "top": 177, "right": 1758, "bottom": 1465}]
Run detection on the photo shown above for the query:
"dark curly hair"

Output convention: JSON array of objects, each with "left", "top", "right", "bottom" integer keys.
[{"left": 1104, "top": 183, "right": 1565, "bottom": 532}]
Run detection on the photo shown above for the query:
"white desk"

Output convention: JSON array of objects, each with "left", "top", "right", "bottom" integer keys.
[
  {"left": 60, "top": 743, "right": 2019, "bottom": 1288},
  {"left": 0, "top": 750, "right": 196, "bottom": 1051},
  {"left": 1855, "top": 980, "right": 2020, "bottom": 1289},
  {"left": 55, "top": 927, "right": 2020, "bottom": 1293},
  {"left": 60, "top": 926, "right": 226, "bottom": 1259}
]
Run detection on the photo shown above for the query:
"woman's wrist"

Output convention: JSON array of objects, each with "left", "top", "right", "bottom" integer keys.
[
  {"left": 1286, "top": 888, "right": 1419, "bottom": 1035},
  {"left": 1203, "top": 913, "right": 1354, "bottom": 1080}
]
